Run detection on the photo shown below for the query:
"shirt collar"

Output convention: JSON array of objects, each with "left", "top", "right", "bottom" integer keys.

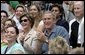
[
  {"left": 76, "top": 16, "right": 84, "bottom": 24},
  {"left": 44, "top": 24, "right": 57, "bottom": 36}
]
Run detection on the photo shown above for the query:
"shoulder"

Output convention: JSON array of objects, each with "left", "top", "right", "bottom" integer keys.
[
  {"left": 12, "top": 43, "right": 25, "bottom": 52},
  {"left": 25, "top": 29, "right": 38, "bottom": 41},
  {"left": 69, "top": 19, "right": 76, "bottom": 26},
  {"left": 1, "top": 45, "right": 7, "bottom": 50},
  {"left": 11, "top": 43, "right": 25, "bottom": 54},
  {"left": 55, "top": 25, "right": 68, "bottom": 34},
  {"left": 28, "top": 28, "right": 37, "bottom": 37},
  {"left": 1, "top": 45, "right": 7, "bottom": 54},
  {"left": 13, "top": 43, "right": 23, "bottom": 49},
  {"left": 56, "top": 25, "right": 66, "bottom": 30}
]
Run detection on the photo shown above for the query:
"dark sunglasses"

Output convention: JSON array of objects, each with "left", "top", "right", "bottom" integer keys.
[{"left": 20, "top": 19, "right": 28, "bottom": 23}]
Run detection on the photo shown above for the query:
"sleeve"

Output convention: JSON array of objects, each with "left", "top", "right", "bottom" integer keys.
[
  {"left": 77, "top": 18, "right": 84, "bottom": 46},
  {"left": 69, "top": 19, "right": 76, "bottom": 38}
]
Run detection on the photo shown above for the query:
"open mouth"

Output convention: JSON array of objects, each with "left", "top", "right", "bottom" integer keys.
[
  {"left": 45, "top": 22, "right": 51, "bottom": 26},
  {"left": 22, "top": 23, "right": 27, "bottom": 26},
  {"left": 7, "top": 36, "right": 12, "bottom": 38}
]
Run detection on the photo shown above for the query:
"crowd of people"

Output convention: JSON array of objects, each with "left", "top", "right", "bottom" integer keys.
[{"left": 1, "top": 1, "right": 84, "bottom": 54}]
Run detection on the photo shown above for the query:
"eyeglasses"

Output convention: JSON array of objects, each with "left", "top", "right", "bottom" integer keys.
[{"left": 20, "top": 19, "right": 28, "bottom": 23}]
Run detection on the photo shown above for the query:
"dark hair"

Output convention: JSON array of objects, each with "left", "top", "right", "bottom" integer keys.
[
  {"left": 1, "top": 10, "right": 8, "bottom": 17},
  {"left": 6, "top": 26, "right": 19, "bottom": 35},
  {"left": 51, "top": 3, "right": 65, "bottom": 19},
  {"left": 20, "top": 14, "right": 34, "bottom": 28},
  {"left": 14, "top": 26, "right": 19, "bottom": 35},
  {"left": 15, "top": 26, "right": 19, "bottom": 35}
]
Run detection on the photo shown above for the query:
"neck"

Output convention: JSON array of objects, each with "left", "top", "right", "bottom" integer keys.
[
  {"left": 47, "top": 29, "right": 52, "bottom": 34},
  {"left": 56, "top": 17, "right": 61, "bottom": 22},
  {"left": 8, "top": 40, "right": 16, "bottom": 48},
  {"left": 77, "top": 16, "right": 83, "bottom": 21},
  {"left": 15, "top": 15, "right": 20, "bottom": 20},
  {"left": 46, "top": 25, "right": 54, "bottom": 34},
  {"left": 24, "top": 27, "right": 31, "bottom": 34}
]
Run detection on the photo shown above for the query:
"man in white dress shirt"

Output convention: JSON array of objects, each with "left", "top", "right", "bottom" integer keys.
[{"left": 69, "top": 1, "right": 84, "bottom": 48}]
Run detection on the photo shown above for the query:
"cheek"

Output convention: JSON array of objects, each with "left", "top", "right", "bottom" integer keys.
[
  {"left": 16, "top": 12, "right": 19, "bottom": 16},
  {"left": 75, "top": 10, "right": 83, "bottom": 16},
  {"left": 79, "top": 10, "right": 84, "bottom": 14},
  {"left": 11, "top": 34, "right": 17, "bottom": 38},
  {"left": 20, "top": 11, "right": 23, "bottom": 14},
  {"left": 24, "top": 22, "right": 31, "bottom": 28},
  {"left": 16, "top": 11, "right": 22, "bottom": 15},
  {"left": 31, "top": 10, "right": 38, "bottom": 14},
  {"left": 27, "top": 22, "right": 31, "bottom": 27},
  {"left": 44, "top": 20, "right": 53, "bottom": 27},
  {"left": 18, "top": 12, "right": 22, "bottom": 15}
]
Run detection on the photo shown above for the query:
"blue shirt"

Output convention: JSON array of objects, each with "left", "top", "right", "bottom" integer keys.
[{"left": 42, "top": 24, "right": 69, "bottom": 54}]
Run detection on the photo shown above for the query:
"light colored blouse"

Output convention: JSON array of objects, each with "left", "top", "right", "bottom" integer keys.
[
  {"left": 1, "top": 43, "right": 25, "bottom": 54},
  {"left": 17, "top": 28, "right": 39, "bottom": 54}
]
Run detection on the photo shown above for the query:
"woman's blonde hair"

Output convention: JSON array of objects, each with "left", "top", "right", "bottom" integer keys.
[
  {"left": 15, "top": 4, "right": 26, "bottom": 13},
  {"left": 49, "top": 36, "right": 70, "bottom": 54}
]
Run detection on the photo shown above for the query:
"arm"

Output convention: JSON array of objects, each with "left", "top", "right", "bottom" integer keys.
[
  {"left": 17, "top": 33, "right": 25, "bottom": 45},
  {"left": 31, "top": 32, "right": 49, "bottom": 54}
]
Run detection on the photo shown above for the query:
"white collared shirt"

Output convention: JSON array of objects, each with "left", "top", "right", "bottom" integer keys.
[
  {"left": 69, "top": 17, "right": 84, "bottom": 46},
  {"left": 77, "top": 17, "right": 84, "bottom": 46}
]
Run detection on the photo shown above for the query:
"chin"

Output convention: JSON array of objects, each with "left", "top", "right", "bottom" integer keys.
[
  {"left": 75, "top": 14, "right": 80, "bottom": 17},
  {"left": 45, "top": 26, "right": 51, "bottom": 29},
  {"left": 23, "top": 26, "right": 28, "bottom": 30},
  {"left": 23, "top": 27, "right": 27, "bottom": 30},
  {"left": 6, "top": 38, "right": 12, "bottom": 41}
]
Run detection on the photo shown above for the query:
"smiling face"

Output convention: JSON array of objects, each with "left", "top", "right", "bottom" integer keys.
[
  {"left": 1, "top": 12, "right": 7, "bottom": 19},
  {"left": 4, "top": 20, "right": 13, "bottom": 29},
  {"left": 5, "top": 27, "right": 17, "bottom": 41},
  {"left": 16, "top": 7, "right": 24, "bottom": 18},
  {"left": 1, "top": 12, "right": 8, "bottom": 23},
  {"left": 29, "top": 5, "right": 39, "bottom": 18},
  {"left": 42, "top": 12, "right": 55, "bottom": 29},
  {"left": 20, "top": 16, "right": 31, "bottom": 30},
  {"left": 51, "top": 7, "right": 61, "bottom": 18},
  {"left": 74, "top": 1, "right": 84, "bottom": 19}
]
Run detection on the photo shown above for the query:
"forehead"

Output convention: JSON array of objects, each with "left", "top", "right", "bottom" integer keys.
[
  {"left": 1, "top": 12, "right": 6, "bottom": 15},
  {"left": 21, "top": 16, "right": 28, "bottom": 20},
  {"left": 30, "top": 5, "right": 37, "bottom": 9},
  {"left": 16, "top": 7, "right": 24, "bottom": 10},
  {"left": 7, "top": 27, "right": 15, "bottom": 31},
  {"left": 74, "top": 1, "right": 83, "bottom": 7},
  {"left": 5, "top": 20, "right": 12, "bottom": 23},
  {"left": 52, "top": 7, "right": 59, "bottom": 10},
  {"left": 43, "top": 13, "right": 53, "bottom": 18}
]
